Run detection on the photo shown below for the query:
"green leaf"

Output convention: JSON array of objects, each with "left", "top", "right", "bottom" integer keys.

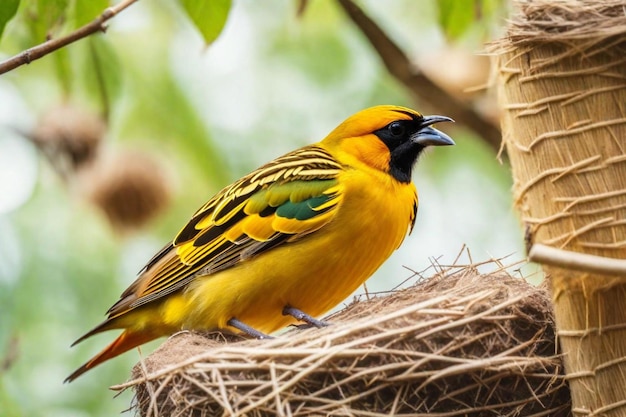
[
  {"left": 437, "top": 0, "right": 507, "bottom": 41},
  {"left": 179, "top": 0, "right": 232, "bottom": 45},
  {"left": 436, "top": 0, "right": 475, "bottom": 41},
  {"left": 0, "top": 0, "right": 19, "bottom": 40},
  {"left": 53, "top": 41, "right": 72, "bottom": 94},
  {"left": 83, "top": 36, "right": 123, "bottom": 117},
  {"left": 20, "top": 0, "right": 70, "bottom": 42},
  {"left": 73, "top": 0, "right": 109, "bottom": 28},
  {"left": 14, "top": 0, "right": 71, "bottom": 91}
]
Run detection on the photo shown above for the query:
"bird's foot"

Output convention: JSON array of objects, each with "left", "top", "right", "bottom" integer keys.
[
  {"left": 227, "top": 317, "right": 273, "bottom": 339},
  {"left": 282, "top": 306, "right": 329, "bottom": 328}
]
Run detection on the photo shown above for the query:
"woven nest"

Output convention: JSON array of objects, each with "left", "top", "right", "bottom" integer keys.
[
  {"left": 116, "top": 260, "right": 571, "bottom": 416},
  {"left": 491, "top": 0, "right": 626, "bottom": 276},
  {"left": 498, "top": 0, "right": 626, "bottom": 45},
  {"left": 491, "top": 1, "right": 626, "bottom": 413}
]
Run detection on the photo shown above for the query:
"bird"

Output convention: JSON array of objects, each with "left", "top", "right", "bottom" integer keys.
[{"left": 65, "top": 105, "right": 454, "bottom": 382}]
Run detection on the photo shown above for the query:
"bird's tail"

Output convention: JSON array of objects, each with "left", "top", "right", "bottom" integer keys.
[{"left": 65, "top": 329, "right": 159, "bottom": 383}]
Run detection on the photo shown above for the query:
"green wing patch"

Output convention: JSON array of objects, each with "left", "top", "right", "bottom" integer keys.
[
  {"left": 276, "top": 194, "right": 335, "bottom": 220},
  {"left": 245, "top": 179, "right": 337, "bottom": 214}
]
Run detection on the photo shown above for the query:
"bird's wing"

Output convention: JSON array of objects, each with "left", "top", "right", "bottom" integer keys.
[{"left": 107, "top": 146, "right": 343, "bottom": 316}]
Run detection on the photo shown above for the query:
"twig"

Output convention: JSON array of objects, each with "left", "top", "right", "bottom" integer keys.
[
  {"left": 336, "top": 0, "right": 503, "bottom": 153},
  {"left": 529, "top": 243, "right": 626, "bottom": 277},
  {"left": 0, "top": 0, "right": 139, "bottom": 75}
]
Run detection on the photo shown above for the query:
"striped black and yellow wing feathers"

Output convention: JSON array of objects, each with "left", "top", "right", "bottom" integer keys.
[{"left": 105, "top": 146, "right": 344, "bottom": 318}]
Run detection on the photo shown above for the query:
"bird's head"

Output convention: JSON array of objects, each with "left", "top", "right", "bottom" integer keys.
[{"left": 322, "top": 105, "right": 455, "bottom": 183}]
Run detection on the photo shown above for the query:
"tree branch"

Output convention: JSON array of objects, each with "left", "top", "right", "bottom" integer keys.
[
  {"left": 336, "top": 0, "right": 503, "bottom": 153},
  {"left": 529, "top": 243, "right": 626, "bottom": 277},
  {"left": 0, "top": 0, "right": 139, "bottom": 75}
]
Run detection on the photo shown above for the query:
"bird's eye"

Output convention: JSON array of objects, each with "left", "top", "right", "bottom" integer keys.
[{"left": 388, "top": 121, "right": 405, "bottom": 137}]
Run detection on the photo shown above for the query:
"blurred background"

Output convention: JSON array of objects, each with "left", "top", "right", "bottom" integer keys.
[{"left": 0, "top": 0, "right": 533, "bottom": 415}]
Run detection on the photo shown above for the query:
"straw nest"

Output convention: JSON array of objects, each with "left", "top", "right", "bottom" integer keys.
[
  {"left": 117, "top": 259, "right": 571, "bottom": 416},
  {"left": 497, "top": 0, "right": 626, "bottom": 45}
]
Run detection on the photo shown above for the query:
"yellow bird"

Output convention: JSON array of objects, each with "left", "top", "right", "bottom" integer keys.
[{"left": 66, "top": 105, "right": 454, "bottom": 382}]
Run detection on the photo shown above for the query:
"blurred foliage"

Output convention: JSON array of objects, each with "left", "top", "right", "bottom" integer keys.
[
  {"left": 71, "top": 0, "right": 108, "bottom": 28},
  {"left": 21, "top": 0, "right": 69, "bottom": 42},
  {"left": 436, "top": 0, "right": 507, "bottom": 41},
  {"left": 180, "top": 0, "right": 232, "bottom": 44},
  {"left": 0, "top": 0, "right": 19, "bottom": 39},
  {"left": 0, "top": 1, "right": 521, "bottom": 416}
]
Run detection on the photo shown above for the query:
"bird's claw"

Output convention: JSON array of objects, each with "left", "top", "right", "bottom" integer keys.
[
  {"left": 227, "top": 317, "right": 273, "bottom": 339},
  {"left": 283, "top": 306, "right": 329, "bottom": 328}
]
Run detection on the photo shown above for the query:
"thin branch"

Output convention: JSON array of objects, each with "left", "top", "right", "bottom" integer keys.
[
  {"left": 336, "top": 0, "right": 503, "bottom": 153},
  {"left": 0, "top": 0, "right": 139, "bottom": 75},
  {"left": 529, "top": 243, "right": 626, "bottom": 277}
]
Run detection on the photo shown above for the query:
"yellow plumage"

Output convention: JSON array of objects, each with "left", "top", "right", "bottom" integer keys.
[{"left": 66, "top": 105, "right": 454, "bottom": 382}]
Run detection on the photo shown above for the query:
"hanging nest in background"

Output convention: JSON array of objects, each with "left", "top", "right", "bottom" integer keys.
[
  {"left": 79, "top": 149, "right": 172, "bottom": 232},
  {"left": 30, "top": 103, "right": 106, "bottom": 178},
  {"left": 116, "top": 259, "right": 571, "bottom": 416}
]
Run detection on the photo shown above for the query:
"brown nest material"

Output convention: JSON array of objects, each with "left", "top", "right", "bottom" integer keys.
[
  {"left": 491, "top": 1, "right": 626, "bottom": 413},
  {"left": 116, "top": 261, "right": 571, "bottom": 416},
  {"left": 500, "top": 0, "right": 626, "bottom": 44}
]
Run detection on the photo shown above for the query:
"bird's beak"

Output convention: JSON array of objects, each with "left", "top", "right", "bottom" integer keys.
[{"left": 411, "top": 115, "right": 455, "bottom": 147}]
